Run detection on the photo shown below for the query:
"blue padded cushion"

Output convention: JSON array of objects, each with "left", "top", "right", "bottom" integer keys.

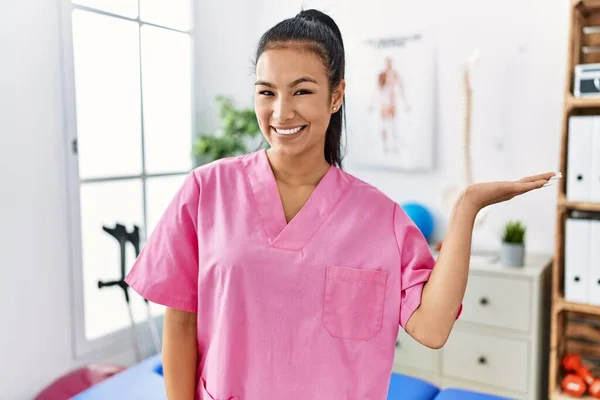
[
  {"left": 387, "top": 373, "right": 439, "bottom": 400},
  {"left": 73, "top": 357, "right": 512, "bottom": 400},
  {"left": 72, "top": 354, "right": 166, "bottom": 400}
]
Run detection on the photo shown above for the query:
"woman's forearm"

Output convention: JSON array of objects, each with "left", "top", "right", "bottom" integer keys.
[
  {"left": 163, "top": 307, "right": 198, "bottom": 400},
  {"left": 405, "top": 192, "right": 477, "bottom": 348}
]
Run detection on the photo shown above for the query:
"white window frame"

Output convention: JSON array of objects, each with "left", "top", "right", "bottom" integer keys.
[{"left": 57, "top": 0, "right": 197, "bottom": 359}]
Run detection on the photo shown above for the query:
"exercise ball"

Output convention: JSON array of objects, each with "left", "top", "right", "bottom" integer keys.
[{"left": 401, "top": 202, "right": 434, "bottom": 241}]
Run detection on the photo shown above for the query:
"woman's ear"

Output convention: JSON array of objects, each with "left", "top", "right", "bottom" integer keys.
[{"left": 331, "top": 79, "right": 346, "bottom": 111}]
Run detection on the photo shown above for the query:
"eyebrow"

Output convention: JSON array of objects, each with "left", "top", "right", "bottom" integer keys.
[{"left": 255, "top": 77, "right": 318, "bottom": 88}]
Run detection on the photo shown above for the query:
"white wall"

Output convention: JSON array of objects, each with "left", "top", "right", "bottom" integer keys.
[
  {"left": 1, "top": 2, "right": 76, "bottom": 399},
  {"left": 194, "top": 0, "right": 257, "bottom": 135},
  {"left": 0, "top": 0, "right": 569, "bottom": 398}
]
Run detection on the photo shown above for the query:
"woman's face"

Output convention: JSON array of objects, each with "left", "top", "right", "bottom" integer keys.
[{"left": 254, "top": 45, "right": 344, "bottom": 160}]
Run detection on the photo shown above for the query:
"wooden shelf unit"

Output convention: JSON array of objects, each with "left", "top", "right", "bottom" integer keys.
[
  {"left": 558, "top": 193, "right": 600, "bottom": 212},
  {"left": 552, "top": 390, "right": 595, "bottom": 400},
  {"left": 550, "top": 1, "right": 600, "bottom": 398},
  {"left": 554, "top": 296, "right": 600, "bottom": 316},
  {"left": 567, "top": 94, "right": 600, "bottom": 110}
]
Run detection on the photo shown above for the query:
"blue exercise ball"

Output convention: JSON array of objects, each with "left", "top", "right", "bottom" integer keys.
[{"left": 401, "top": 202, "right": 434, "bottom": 241}]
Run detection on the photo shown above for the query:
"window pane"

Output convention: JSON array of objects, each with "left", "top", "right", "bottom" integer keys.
[
  {"left": 143, "top": 174, "right": 188, "bottom": 316},
  {"left": 141, "top": 25, "right": 193, "bottom": 174},
  {"left": 71, "top": 10, "right": 143, "bottom": 179},
  {"left": 80, "top": 179, "right": 146, "bottom": 340},
  {"left": 145, "top": 174, "right": 188, "bottom": 237},
  {"left": 72, "top": 0, "right": 139, "bottom": 18},
  {"left": 140, "top": 0, "right": 192, "bottom": 31}
]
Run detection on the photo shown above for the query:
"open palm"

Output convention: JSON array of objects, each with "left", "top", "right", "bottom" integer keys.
[{"left": 464, "top": 172, "right": 558, "bottom": 211}]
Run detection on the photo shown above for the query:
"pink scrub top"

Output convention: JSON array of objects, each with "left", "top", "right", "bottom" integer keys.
[{"left": 125, "top": 148, "right": 461, "bottom": 400}]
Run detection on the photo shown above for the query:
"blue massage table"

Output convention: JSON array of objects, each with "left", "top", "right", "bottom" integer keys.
[
  {"left": 386, "top": 373, "right": 513, "bottom": 399},
  {"left": 72, "top": 354, "right": 166, "bottom": 400},
  {"left": 74, "top": 354, "right": 512, "bottom": 399}
]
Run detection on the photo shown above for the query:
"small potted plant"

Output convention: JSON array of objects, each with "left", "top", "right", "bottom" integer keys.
[{"left": 500, "top": 220, "right": 526, "bottom": 267}]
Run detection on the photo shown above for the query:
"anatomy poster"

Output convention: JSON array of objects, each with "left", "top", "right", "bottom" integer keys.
[{"left": 346, "top": 32, "right": 435, "bottom": 171}]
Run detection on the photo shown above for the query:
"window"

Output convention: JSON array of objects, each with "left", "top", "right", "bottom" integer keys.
[{"left": 60, "top": 0, "right": 195, "bottom": 357}]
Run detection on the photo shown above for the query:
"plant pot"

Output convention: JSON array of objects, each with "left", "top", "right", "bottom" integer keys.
[{"left": 500, "top": 242, "right": 525, "bottom": 267}]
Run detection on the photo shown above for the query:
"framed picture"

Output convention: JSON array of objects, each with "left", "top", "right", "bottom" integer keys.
[{"left": 346, "top": 31, "right": 435, "bottom": 171}]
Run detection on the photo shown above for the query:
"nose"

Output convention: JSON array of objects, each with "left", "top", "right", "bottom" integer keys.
[{"left": 272, "top": 97, "right": 294, "bottom": 123}]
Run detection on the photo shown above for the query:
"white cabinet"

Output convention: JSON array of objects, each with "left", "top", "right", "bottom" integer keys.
[
  {"left": 442, "top": 331, "right": 530, "bottom": 393},
  {"left": 460, "top": 274, "right": 531, "bottom": 332},
  {"left": 392, "top": 253, "right": 552, "bottom": 400}
]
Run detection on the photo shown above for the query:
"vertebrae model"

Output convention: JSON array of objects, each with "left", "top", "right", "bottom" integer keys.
[{"left": 441, "top": 49, "right": 487, "bottom": 226}]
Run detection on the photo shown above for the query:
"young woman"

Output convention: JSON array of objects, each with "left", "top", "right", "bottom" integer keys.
[{"left": 125, "top": 9, "right": 556, "bottom": 400}]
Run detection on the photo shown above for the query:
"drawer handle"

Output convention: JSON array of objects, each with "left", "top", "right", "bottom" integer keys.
[
  {"left": 396, "top": 340, "right": 400, "bottom": 349},
  {"left": 479, "top": 297, "right": 489, "bottom": 306},
  {"left": 478, "top": 356, "right": 487, "bottom": 365},
  {"left": 574, "top": 276, "right": 580, "bottom": 282}
]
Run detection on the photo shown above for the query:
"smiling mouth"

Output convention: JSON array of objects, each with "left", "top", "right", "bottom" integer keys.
[{"left": 272, "top": 125, "right": 307, "bottom": 136}]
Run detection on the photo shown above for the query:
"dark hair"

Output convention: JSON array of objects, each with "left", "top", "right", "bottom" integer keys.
[{"left": 253, "top": 9, "right": 346, "bottom": 169}]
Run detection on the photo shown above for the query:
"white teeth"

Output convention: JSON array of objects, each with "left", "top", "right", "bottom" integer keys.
[{"left": 275, "top": 126, "right": 304, "bottom": 135}]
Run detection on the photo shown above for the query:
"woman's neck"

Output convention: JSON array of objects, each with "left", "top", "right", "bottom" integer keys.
[{"left": 265, "top": 148, "right": 330, "bottom": 186}]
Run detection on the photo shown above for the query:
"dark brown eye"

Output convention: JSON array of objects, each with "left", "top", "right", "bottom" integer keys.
[{"left": 294, "top": 90, "right": 312, "bottom": 95}]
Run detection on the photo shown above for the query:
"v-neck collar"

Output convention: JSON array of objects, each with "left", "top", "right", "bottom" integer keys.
[{"left": 241, "top": 149, "right": 352, "bottom": 251}]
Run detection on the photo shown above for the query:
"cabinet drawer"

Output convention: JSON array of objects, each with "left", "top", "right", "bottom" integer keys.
[
  {"left": 462, "top": 274, "right": 531, "bottom": 332},
  {"left": 394, "top": 328, "right": 437, "bottom": 372},
  {"left": 442, "top": 330, "right": 529, "bottom": 393}
]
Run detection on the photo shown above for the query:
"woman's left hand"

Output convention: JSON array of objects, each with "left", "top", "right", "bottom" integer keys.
[{"left": 462, "top": 172, "right": 559, "bottom": 212}]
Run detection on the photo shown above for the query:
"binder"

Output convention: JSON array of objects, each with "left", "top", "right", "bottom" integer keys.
[
  {"left": 589, "top": 220, "right": 600, "bottom": 306},
  {"left": 564, "top": 218, "right": 590, "bottom": 304},
  {"left": 567, "top": 116, "right": 595, "bottom": 203},
  {"left": 592, "top": 120, "right": 600, "bottom": 203}
]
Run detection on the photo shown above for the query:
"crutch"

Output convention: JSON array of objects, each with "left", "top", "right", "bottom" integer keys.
[
  {"left": 127, "top": 225, "right": 161, "bottom": 354},
  {"left": 99, "top": 223, "right": 142, "bottom": 363}
]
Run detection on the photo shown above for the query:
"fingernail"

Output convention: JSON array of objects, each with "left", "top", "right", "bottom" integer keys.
[{"left": 543, "top": 181, "right": 556, "bottom": 187}]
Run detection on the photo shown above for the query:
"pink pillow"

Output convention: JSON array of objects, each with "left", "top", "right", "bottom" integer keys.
[{"left": 34, "top": 364, "right": 126, "bottom": 400}]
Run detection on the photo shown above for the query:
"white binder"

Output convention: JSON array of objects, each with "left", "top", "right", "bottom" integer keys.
[
  {"left": 565, "top": 218, "right": 590, "bottom": 304},
  {"left": 592, "top": 121, "right": 600, "bottom": 203},
  {"left": 567, "top": 116, "right": 595, "bottom": 202},
  {"left": 589, "top": 220, "right": 600, "bottom": 305}
]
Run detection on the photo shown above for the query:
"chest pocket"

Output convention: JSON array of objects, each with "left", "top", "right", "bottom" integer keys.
[{"left": 322, "top": 265, "right": 388, "bottom": 341}]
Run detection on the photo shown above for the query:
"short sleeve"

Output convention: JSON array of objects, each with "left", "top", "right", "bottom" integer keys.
[
  {"left": 125, "top": 171, "right": 200, "bottom": 313},
  {"left": 393, "top": 203, "right": 462, "bottom": 328}
]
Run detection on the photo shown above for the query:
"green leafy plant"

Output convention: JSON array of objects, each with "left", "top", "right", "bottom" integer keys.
[
  {"left": 192, "top": 95, "right": 263, "bottom": 163},
  {"left": 502, "top": 220, "right": 526, "bottom": 244}
]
